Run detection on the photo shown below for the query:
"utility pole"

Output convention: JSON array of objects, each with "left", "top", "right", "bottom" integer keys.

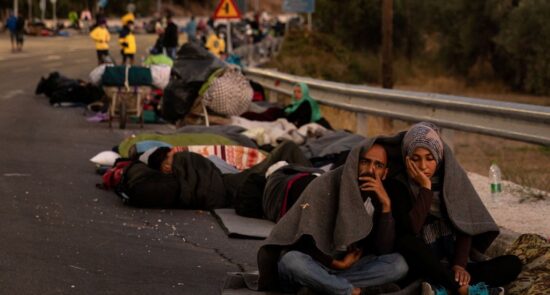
[
  {"left": 51, "top": 0, "right": 57, "bottom": 26},
  {"left": 14, "top": 0, "right": 19, "bottom": 16},
  {"left": 28, "top": 0, "right": 32, "bottom": 21},
  {"left": 40, "top": 0, "right": 45, "bottom": 20},
  {"left": 157, "top": 0, "right": 161, "bottom": 13},
  {"left": 381, "top": 0, "right": 393, "bottom": 89},
  {"left": 380, "top": 0, "right": 394, "bottom": 132}
]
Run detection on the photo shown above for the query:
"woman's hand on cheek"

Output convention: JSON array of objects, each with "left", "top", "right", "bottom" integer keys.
[{"left": 406, "top": 157, "right": 431, "bottom": 190}]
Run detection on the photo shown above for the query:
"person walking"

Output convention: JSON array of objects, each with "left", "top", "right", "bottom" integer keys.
[
  {"left": 162, "top": 15, "right": 179, "bottom": 59},
  {"left": 118, "top": 21, "right": 137, "bottom": 65},
  {"left": 5, "top": 11, "right": 17, "bottom": 52},
  {"left": 185, "top": 16, "right": 197, "bottom": 43},
  {"left": 15, "top": 13, "right": 26, "bottom": 52},
  {"left": 80, "top": 8, "right": 92, "bottom": 33},
  {"left": 90, "top": 20, "right": 111, "bottom": 64}
]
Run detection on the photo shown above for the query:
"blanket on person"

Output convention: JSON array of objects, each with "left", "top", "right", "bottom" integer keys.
[
  {"left": 118, "top": 133, "right": 238, "bottom": 158},
  {"left": 171, "top": 145, "right": 266, "bottom": 171},
  {"left": 172, "top": 151, "right": 227, "bottom": 210},
  {"left": 256, "top": 138, "right": 378, "bottom": 290},
  {"left": 380, "top": 131, "right": 499, "bottom": 253}
]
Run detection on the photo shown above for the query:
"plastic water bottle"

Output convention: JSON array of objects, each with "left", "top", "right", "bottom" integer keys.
[{"left": 489, "top": 162, "right": 502, "bottom": 202}]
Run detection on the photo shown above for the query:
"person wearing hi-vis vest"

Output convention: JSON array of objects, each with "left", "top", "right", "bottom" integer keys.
[
  {"left": 89, "top": 19, "right": 111, "bottom": 64},
  {"left": 205, "top": 29, "right": 225, "bottom": 58},
  {"left": 119, "top": 21, "right": 137, "bottom": 65}
]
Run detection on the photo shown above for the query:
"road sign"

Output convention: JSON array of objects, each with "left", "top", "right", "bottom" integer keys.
[
  {"left": 283, "top": 0, "right": 315, "bottom": 13},
  {"left": 213, "top": 0, "right": 242, "bottom": 20}
]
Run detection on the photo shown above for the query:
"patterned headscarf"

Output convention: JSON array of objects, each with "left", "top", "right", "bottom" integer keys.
[{"left": 402, "top": 122, "right": 444, "bottom": 165}]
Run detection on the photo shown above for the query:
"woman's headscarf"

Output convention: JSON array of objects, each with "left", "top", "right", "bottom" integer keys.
[
  {"left": 402, "top": 122, "right": 444, "bottom": 165},
  {"left": 284, "top": 83, "right": 322, "bottom": 123}
]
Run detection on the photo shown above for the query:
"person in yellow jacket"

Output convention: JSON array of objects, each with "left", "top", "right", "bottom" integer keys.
[
  {"left": 89, "top": 20, "right": 111, "bottom": 64},
  {"left": 121, "top": 11, "right": 135, "bottom": 26},
  {"left": 205, "top": 30, "right": 225, "bottom": 58},
  {"left": 119, "top": 21, "right": 137, "bottom": 65}
]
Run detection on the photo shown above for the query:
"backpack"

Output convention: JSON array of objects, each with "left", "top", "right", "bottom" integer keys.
[{"left": 99, "top": 160, "right": 132, "bottom": 190}]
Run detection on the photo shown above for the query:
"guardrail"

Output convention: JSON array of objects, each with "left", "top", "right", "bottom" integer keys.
[
  {"left": 233, "top": 37, "right": 283, "bottom": 67},
  {"left": 243, "top": 67, "right": 550, "bottom": 146}
]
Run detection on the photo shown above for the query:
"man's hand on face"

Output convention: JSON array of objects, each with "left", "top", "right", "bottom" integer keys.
[
  {"left": 330, "top": 248, "right": 363, "bottom": 270},
  {"left": 358, "top": 173, "right": 391, "bottom": 213}
]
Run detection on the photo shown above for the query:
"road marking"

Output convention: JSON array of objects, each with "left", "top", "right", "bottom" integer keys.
[
  {"left": 43, "top": 55, "right": 62, "bottom": 61},
  {"left": 1, "top": 89, "right": 24, "bottom": 100},
  {"left": 3, "top": 173, "right": 31, "bottom": 177},
  {"left": 12, "top": 66, "right": 31, "bottom": 73},
  {"left": 46, "top": 63, "right": 63, "bottom": 69}
]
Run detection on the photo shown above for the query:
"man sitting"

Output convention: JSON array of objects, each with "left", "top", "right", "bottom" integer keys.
[{"left": 257, "top": 140, "right": 408, "bottom": 295}]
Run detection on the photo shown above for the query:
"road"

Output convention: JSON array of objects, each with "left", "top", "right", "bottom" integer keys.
[{"left": 0, "top": 33, "right": 262, "bottom": 294}]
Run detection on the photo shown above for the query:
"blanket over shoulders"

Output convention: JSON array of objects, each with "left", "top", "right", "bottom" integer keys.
[{"left": 257, "top": 138, "right": 378, "bottom": 290}]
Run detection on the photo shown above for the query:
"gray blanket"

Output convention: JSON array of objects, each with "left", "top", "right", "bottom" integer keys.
[
  {"left": 381, "top": 131, "right": 499, "bottom": 252},
  {"left": 257, "top": 132, "right": 500, "bottom": 290},
  {"left": 257, "top": 138, "right": 377, "bottom": 290},
  {"left": 299, "top": 131, "right": 365, "bottom": 159}
]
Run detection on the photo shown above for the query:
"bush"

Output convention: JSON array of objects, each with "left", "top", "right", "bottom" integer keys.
[{"left": 494, "top": 0, "right": 550, "bottom": 95}]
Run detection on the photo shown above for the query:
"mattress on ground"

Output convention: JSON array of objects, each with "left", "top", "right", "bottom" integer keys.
[{"left": 213, "top": 209, "right": 274, "bottom": 239}]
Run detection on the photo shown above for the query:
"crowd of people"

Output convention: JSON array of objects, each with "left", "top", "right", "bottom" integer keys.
[
  {"left": 11, "top": 5, "right": 529, "bottom": 295},
  {"left": 100, "top": 118, "right": 523, "bottom": 295}
]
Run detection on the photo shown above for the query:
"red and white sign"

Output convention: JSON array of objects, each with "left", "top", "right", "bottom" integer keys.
[{"left": 213, "top": 0, "right": 242, "bottom": 20}]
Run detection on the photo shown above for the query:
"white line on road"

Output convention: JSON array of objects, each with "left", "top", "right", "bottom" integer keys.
[
  {"left": 12, "top": 67, "right": 31, "bottom": 73},
  {"left": 1, "top": 89, "right": 24, "bottom": 100},
  {"left": 46, "top": 63, "right": 63, "bottom": 69},
  {"left": 3, "top": 173, "right": 31, "bottom": 177},
  {"left": 43, "top": 55, "right": 62, "bottom": 61}
]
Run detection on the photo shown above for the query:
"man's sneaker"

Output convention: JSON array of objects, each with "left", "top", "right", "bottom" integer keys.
[
  {"left": 361, "top": 283, "right": 401, "bottom": 295},
  {"left": 421, "top": 282, "right": 448, "bottom": 295},
  {"left": 468, "top": 283, "right": 505, "bottom": 295}
]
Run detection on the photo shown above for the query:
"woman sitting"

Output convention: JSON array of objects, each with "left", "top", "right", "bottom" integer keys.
[
  {"left": 386, "top": 122, "right": 521, "bottom": 295},
  {"left": 284, "top": 83, "right": 332, "bottom": 129}
]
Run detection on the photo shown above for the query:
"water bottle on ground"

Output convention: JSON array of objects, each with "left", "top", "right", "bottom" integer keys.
[{"left": 489, "top": 161, "right": 502, "bottom": 202}]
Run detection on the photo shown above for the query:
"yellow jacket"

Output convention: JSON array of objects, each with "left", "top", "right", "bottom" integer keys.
[
  {"left": 121, "top": 13, "right": 135, "bottom": 26},
  {"left": 119, "top": 32, "right": 136, "bottom": 54},
  {"left": 205, "top": 33, "right": 225, "bottom": 58},
  {"left": 90, "top": 26, "right": 110, "bottom": 50}
]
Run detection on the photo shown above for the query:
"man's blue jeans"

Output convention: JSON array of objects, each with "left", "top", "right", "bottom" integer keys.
[{"left": 278, "top": 250, "right": 408, "bottom": 295}]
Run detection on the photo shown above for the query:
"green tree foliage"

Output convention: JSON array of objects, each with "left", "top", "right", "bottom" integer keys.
[
  {"left": 312, "top": 0, "right": 550, "bottom": 95},
  {"left": 494, "top": 0, "right": 550, "bottom": 95}
]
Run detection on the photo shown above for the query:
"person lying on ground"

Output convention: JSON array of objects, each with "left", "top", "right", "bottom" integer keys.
[
  {"left": 385, "top": 122, "right": 521, "bottom": 295},
  {"left": 147, "top": 141, "right": 311, "bottom": 215},
  {"left": 284, "top": 82, "right": 332, "bottom": 129},
  {"left": 256, "top": 140, "right": 408, "bottom": 295}
]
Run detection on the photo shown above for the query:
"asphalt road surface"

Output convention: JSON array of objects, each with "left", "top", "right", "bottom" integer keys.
[{"left": 0, "top": 33, "right": 262, "bottom": 294}]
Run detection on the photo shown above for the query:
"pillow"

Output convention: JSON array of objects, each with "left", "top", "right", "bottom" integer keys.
[{"left": 90, "top": 151, "right": 121, "bottom": 166}]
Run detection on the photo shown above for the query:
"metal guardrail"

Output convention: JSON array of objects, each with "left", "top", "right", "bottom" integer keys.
[
  {"left": 243, "top": 67, "right": 550, "bottom": 146},
  {"left": 233, "top": 37, "right": 283, "bottom": 67}
]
